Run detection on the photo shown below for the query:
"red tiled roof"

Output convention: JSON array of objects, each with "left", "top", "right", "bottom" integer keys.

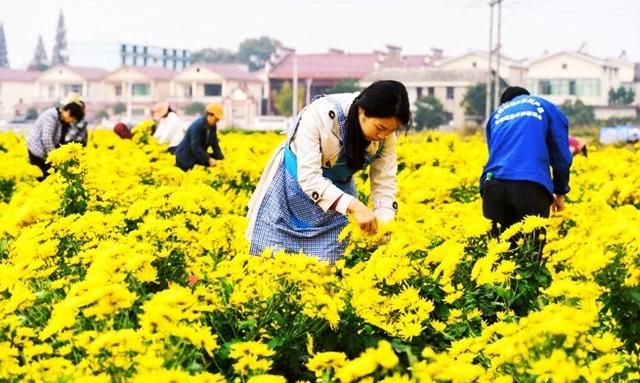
[
  {"left": 403, "top": 55, "right": 429, "bottom": 67},
  {"left": 122, "top": 65, "right": 177, "bottom": 80},
  {"left": 0, "top": 68, "right": 39, "bottom": 82},
  {"left": 364, "top": 67, "right": 488, "bottom": 83},
  {"left": 63, "top": 66, "right": 109, "bottom": 81},
  {"left": 191, "top": 63, "right": 261, "bottom": 82},
  {"left": 269, "top": 53, "right": 380, "bottom": 80}
]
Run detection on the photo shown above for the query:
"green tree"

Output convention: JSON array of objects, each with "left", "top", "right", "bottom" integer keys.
[
  {"left": 608, "top": 86, "right": 635, "bottom": 106},
  {"left": 560, "top": 99, "right": 595, "bottom": 125},
  {"left": 327, "top": 79, "right": 360, "bottom": 94},
  {"left": 190, "top": 48, "right": 237, "bottom": 63},
  {"left": 622, "top": 88, "right": 635, "bottom": 105},
  {"left": 461, "top": 83, "right": 487, "bottom": 122},
  {"left": 112, "top": 102, "right": 126, "bottom": 115},
  {"left": 184, "top": 102, "right": 206, "bottom": 116},
  {"left": 414, "top": 95, "right": 447, "bottom": 130},
  {"left": 28, "top": 36, "right": 49, "bottom": 71},
  {"left": 273, "top": 81, "right": 305, "bottom": 116},
  {"left": 51, "top": 10, "right": 68, "bottom": 66},
  {"left": 237, "top": 36, "right": 280, "bottom": 71},
  {"left": 0, "top": 23, "right": 9, "bottom": 68}
]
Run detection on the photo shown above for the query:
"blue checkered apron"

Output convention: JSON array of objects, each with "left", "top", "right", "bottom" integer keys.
[{"left": 249, "top": 95, "right": 384, "bottom": 263}]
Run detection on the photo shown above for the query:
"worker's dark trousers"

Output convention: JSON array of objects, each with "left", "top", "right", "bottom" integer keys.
[
  {"left": 481, "top": 179, "right": 552, "bottom": 257},
  {"left": 28, "top": 151, "right": 51, "bottom": 182}
]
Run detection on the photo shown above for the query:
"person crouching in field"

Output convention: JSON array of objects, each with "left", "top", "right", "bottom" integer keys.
[
  {"left": 480, "top": 86, "right": 573, "bottom": 253},
  {"left": 246, "top": 80, "right": 411, "bottom": 264},
  {"left": 174, "top": 103, "right": 225, "bottom": 171},
  {"left": 26, "top": 93, "right": 87, "bottom": 181},
  {"left": 152, "top": 100, "right": 184, "bottom": 153}
]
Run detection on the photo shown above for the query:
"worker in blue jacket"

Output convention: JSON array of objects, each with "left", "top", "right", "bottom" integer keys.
[
  {"left": 480, "top": 86, "right": 573, "bottom": 238},
  {"left": 174, "top": 103, "right": 224, "bottom": 171}
]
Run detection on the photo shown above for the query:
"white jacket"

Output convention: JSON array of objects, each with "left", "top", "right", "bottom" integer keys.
[
  {"left": 153, "top": 112, "right": 185, "bottom": 147},
  {"left": 246, "top": 93, "right": 398, "bottom": 239}
]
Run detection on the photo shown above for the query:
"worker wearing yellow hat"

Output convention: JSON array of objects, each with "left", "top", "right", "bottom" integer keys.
[{"left": 174, "top": 103, "right": 225, "bottom": 171}]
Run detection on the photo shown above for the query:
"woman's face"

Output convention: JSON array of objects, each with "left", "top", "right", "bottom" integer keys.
[
  {"left": 358, "top": 106, "right": 401, "bottom": 142},
  {"left": 60, "top": 109, "right": 77, "bottom": 125}
]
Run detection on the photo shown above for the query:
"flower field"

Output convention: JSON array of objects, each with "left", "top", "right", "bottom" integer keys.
[{"left": 0, "top": 123, "right": 639, "bottom": 382}]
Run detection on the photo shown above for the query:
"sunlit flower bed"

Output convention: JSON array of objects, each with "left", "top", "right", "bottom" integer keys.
[{"left": 0, "top": 122, "right": 639, "bottom": 382}]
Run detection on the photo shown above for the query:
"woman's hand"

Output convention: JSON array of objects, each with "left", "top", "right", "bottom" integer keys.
[
  {"left": 208, "top": 158, "right": 217, "bottom": 167},
  {"left": 348, "top": 199, "right": 378, "bottom": 234}
]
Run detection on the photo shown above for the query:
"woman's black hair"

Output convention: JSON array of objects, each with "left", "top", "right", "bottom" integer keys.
[
  {"left": 165, "top": 106, "right": 174, "bottom": 118},
  {"left": 345, "top": 80, "right": 411, "bottom": 170},
  {"left": 62, "top": 101, "right": 85, "bottom": 122}
]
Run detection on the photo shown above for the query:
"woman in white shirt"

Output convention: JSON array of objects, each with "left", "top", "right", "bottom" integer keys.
[
  {"left": 152, "top": 101, "right": 185, "bottom": 153},
  {"left": 246, "top": 80, "right": 411, "bottom": 263}
]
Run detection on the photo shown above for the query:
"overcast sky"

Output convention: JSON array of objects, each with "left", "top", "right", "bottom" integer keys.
[{"left": 2, "top": 0, "right": 639, "bottom": 69}]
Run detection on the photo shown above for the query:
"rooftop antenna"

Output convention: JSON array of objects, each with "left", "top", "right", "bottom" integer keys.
[{"left": 577, "top": 42, "right": 587, "bottom": 53}]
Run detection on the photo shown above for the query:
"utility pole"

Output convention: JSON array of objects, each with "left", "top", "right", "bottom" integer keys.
[
  {"left": 126, "top": 80, "right": 132, "bottom": 122},
  {"left": 494, "top": 0, "right": 502, "bottom": 109},
  {"left": 486, "top": 0, "right": 503, "bottom": 118},
  {"left": 485, "top": 1, "right": 496, "bottom": 120},
  {"left": 292, "top": 51, "right": 298, "bottom": 118}
]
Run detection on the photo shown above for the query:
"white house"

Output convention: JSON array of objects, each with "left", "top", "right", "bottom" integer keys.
[
  {"left": 362, "top": 67, "right": 488, "bottom": 128},
  {"left": 526, "top": 51, "right": 633, "bottom": 105},
  {"left": 171, "top": 63, "right": 263, "bottom": 129},
  {"left": 0, "top": 69, "right": 39, "bottom": 119},
  {"left": 435, "top": 50, "right": 528, "bottom": 87},
  {"left": 34, "top": 65, "right": 108, "bottom": 106},
  {"left": 101, "top": 66, "right": 176, "bottom": 118}
]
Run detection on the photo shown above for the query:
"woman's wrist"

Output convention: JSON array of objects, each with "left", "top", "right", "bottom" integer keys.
[{"left": 347, "top": 198, "right": 363, "bottom": 214}]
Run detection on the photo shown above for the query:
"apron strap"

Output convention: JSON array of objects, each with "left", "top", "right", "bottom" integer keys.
[
  {"left": 287, "top": 94, "right": 386, "bottom": 173},
  {"left": 288, "top": 94, "right": 326, "bottom": 146},
  {"left": 324, "top": 95, "right": 348, "bottom": 144},
  {"left": 326, "top": 95, "right": 386, "bottom": 163}
]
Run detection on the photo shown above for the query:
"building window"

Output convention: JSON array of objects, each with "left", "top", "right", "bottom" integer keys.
[
  {"left": 48, "top": 86, "right": 55, "bottom": 98},
  {"left": 472, "top": 61, "right": 477, "bottom": 68},
  {"left": 575, "top": 79, "right": 600, "bottom": 97},
  {"left": 416, "top": 87, "right": 423, "bottom": 99},
  {"left": 131, "top": 83, "right": 150, "bottom": 96},
  {"left": 63, "top": 84, "right": 83, "bottom": 95},
  {"left": 446, "top": 87, "right": 454, "bottom": 99},
  {"left": 186, "top": 85, "right": 193, "bottom": 97},
  {"left": 539, "top": 80, "right": 552, "bottom": 95},
  {"left": 531, "top": 78, "right": 600, "bottom": 97},
  {"left": 115, "top": 85, "right": 123, "bottom": 96},
  {"left": 621, "top": 82, "right": 634, "bottom": 90},
  {"left": 204, "top": 83, "right": 222, "bottom": 96},
  {"left": 428, "top": 87, "right": 434, "bottom": 96},
  {"left": 444, "top": 112, "right": 453, "bottom": 123},
  {"left": 562, "top": 63, "right": 567, "bottom": 69}
]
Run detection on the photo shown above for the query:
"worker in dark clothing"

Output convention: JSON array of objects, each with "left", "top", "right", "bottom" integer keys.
[
  {"left": 174, "top": 103, "right": 225, "bottom": 171},
  {"left": 480, "top": 86, "right": 573, "bottom": 239}
]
